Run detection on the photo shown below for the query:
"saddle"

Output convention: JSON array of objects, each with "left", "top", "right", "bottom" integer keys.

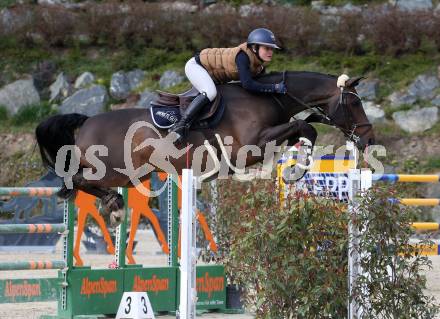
[
  {"left": 149, "top": 87, "right": 224, "bottom": 130},
  {"left": 152, "top": 87, "right": 198, "bottom": 108}
]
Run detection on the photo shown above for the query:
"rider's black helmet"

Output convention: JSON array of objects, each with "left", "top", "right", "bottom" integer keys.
[{"left": 247, "top": 28, "right": 281, "bottom": 49}]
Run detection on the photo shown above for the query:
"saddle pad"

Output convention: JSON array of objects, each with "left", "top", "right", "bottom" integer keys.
[
  {"left": 150, "top": 106, "right": 181, "bottom": 129},
  {"left": 149, "top": 96, "right": 225, "bottom": 130}
]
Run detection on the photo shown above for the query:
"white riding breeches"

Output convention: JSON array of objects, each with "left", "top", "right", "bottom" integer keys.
[{"left": 185, "top": 57, "right": 217, "bottom": 102}]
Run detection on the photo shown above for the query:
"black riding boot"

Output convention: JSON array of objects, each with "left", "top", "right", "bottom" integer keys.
[{"left": 170, "top": 93, "right": 210, "bottom": 143}]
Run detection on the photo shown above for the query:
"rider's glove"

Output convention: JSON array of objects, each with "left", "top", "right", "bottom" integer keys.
[{"left": 274, "top": 82, "right": 287, "bottom": 94}]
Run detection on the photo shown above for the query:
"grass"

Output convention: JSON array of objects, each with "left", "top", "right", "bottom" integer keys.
[
  {"left": 321, "top": 0, "right": 384, "bottom": 4},
  {"left": 1, "top": 37, "right": 438, "bottom": 93},
  {"left": 0, "top": 41, "right": 50, "bottom": 88},
  {"left": 424, "top": 157, "right": 440, "bottom": 172},
  {"left": 374, "top": 117, "right": 440, "bottom": 141},
  {"left": 59, "top": 46, "right": 190, "bottom": 79},
  {"left": 314, "top": 123, "right": 336, "bottom": 135},
  {"left": 0, "top": 0, "right": 16, "bottom": 9},
  {"left": 231, "top": 0, "right": 387, "bottom": 5},
  {"left": 0, "top": 102, "right": 56, "bottom": 133},
  {"left": 370, "top": 122, "right": 405, "bottom": 138},
  {"left": 383, "top": 103, "right": 414, "bottom": 118},
  {"left": 421, "top": 121, "right": 440, "bottom": 136},
  {"left": 0, "top": 37, "right": 193, "bottom": 85},
  {"left": 0, "top": 151, "right": 47, "bottom": 187},
  {"left": 59, "top": 47, "right": 193, "bottom": 94},
  {"left": 2, "top": 36, "right": 437, "bottom": 90},
  {"left": 0, "top": 106, "right": 8, "bottom": 122},
  {"left": 11, "top": 102, "right": 55, "bottom": 125}
]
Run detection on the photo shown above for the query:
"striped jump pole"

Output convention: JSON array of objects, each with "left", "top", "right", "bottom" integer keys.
[
  {"left": 0, "top": 187, "right": 60, "bottom": 197},
  {"left": 0, "top": 186, "right": 71, "bottom": 309},
  {"left": 0, "top": 223, "right": 66, "bottom": 234},
  {"left": 389, "top": 198, "right": 440, "bottom": 206},
  {"left": 0, "top": 260, "right": 66, "bottom": 271},
  {"left": 411, "top": 222, "right": 440, "bottom": 231},
  {"left": 373, "top": 174, "right": 440, "bottom": 183}
]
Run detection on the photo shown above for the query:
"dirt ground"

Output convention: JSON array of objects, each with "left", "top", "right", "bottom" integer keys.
[{"left": 1, "top": 228, "right": 439, "bottom": 319}]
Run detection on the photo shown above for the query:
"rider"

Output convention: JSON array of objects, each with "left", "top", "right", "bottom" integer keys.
[{"left": 170, "top": 28, "right": 287, "bottom": 143}]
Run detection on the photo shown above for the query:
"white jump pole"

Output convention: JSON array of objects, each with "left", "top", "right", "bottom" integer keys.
[
  {"left": 179, "top": 169, "right": 197, "bottom": 319},
  {"left": 348, "top": 168, "right": 372, "bottom": 319}
]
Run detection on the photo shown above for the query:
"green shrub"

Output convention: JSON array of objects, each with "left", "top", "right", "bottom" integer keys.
[
  {"left": 352, "top": 186, "right": 439, "bottom": 318},
  {"left": 213, "top": 179, "right": 349, "bottom": 318},
  {"left": 209, "top": 178, "right": 439, "bottom": 318},
  {"left": 3, "top": 3, "right": 440, "bottom": 57}
]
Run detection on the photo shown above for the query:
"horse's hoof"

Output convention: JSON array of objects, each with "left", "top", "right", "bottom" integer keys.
[
  {"left": 102, "top": 193, "right": 124, "bottom": 215},
  {"left": 296, "top": 160, "right": 313, "bottom": 170},
  {"left": 110, "top": 209, "right": 125, "bottom": 227},
  {"left": 282, "top": 166, "right": 307, "bottom": 184},
  {"left": 296, "top": 137, "right": 314, "bottom": 170}
]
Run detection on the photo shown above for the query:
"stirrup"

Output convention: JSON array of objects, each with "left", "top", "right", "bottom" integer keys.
[{"left": 169, "top": 123, "right": 189, "bottom": 143}]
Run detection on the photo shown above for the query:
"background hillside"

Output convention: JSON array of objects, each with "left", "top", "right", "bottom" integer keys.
[{"left": 0, "top": 0, "right": 439, "bottom": 199}]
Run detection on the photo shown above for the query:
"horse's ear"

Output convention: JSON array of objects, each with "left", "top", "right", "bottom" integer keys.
[{"left": 346, "top": 76, "right": 364, "bottom": 88}]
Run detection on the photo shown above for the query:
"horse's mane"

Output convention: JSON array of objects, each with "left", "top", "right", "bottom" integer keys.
[{"left": 256, "top": 71, "right": 337, "bottom": 84}]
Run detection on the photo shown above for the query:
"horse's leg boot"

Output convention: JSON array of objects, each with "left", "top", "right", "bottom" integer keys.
[{"left": 57, "top": 185, "right": 77, "bottom": 200}]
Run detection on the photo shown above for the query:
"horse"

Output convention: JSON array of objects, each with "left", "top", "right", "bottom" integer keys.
[{"left": 35, "top": 71, "right": 375, "bottom": 226}]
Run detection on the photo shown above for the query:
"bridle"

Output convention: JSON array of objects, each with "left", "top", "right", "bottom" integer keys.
[
  {"left": 336, "top": 89, "right": 373, "bottom": 144},
  {"left": 273, "top": 71, "right": 373, "bottom": 144}
]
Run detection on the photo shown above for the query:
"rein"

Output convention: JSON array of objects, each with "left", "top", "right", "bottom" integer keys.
[{"left": 273, "top": 71, "right": 373, "bottom": 144}]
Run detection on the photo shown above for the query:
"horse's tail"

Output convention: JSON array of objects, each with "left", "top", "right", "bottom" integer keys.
[{"left": 35, "top": 113, "right": 89, "bottom": 170}]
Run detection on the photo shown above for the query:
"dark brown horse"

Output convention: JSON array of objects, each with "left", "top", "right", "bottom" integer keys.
[{"left": 36, "top": 71, "right": 375, "bottom": 225}]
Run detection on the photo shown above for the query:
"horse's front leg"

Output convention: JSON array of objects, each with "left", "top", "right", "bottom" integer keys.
[
  {"left": 70, "top": 169, "right": 127, "bottom": 227},
  {"left": 258, "top": 119, "right": 318, "bottom": 150},
  {"left": 258, "top": 119, "right": 318, "bottom": 182}
]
